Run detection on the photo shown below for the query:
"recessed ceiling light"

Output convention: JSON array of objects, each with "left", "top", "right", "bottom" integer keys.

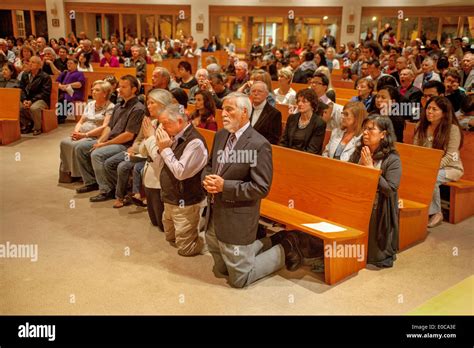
[
  {"left": 323, "top": 16, "right": 328, "bottom": 20},
  {"left": 372, "top": 16, "right": 377, "bottom": 21}
]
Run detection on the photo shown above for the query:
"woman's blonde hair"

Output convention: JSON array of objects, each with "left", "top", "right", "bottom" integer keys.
[{"left": 92, "top": 80, "right": 112, "bottom": 99}]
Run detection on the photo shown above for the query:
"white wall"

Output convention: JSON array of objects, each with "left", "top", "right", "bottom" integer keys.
[{"left": 45, "top": 0, "right": 67, "bottom": 40}]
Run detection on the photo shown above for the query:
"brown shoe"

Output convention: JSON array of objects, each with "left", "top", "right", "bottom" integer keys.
[{"left": 58, "top": 171, "right": 73, "bottom": 183}]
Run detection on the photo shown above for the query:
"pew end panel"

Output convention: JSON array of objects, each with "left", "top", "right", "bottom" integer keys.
[
  {"left": 396, "top": 143, "right": 443, "bottom": 250},
  {"left": 41, "top": 81, "right": 59, "bottom": 133},
  {"left": 0, "top": 88, "right": 21, "bottom": 145}
]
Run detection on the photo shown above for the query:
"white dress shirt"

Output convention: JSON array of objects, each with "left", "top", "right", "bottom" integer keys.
[{"left": 251, "top": 101, "right": 266, "bottom": 127}]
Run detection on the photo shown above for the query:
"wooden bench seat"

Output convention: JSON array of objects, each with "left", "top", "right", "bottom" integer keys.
[
  {"left": 442, "top": 179, "right": 474, "bottom": 224},
  {"left": 0, "top": 88, "right": 21, "bottom": 145},
  {"left": 396, "top": 143, "right": 443, "bottom": 249},
  {"left": 197, "top": 128, "right": 380, "bottom": 285}
]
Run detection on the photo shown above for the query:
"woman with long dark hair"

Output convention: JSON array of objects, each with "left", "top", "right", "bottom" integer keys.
[
  {"left": 350, "top": 114, "right": 402, "bottom": 268},
  {"left": 414, "top": 96, "right": 464, "bottom": 228},
  {"left": 369, "top": 85, "right": 405, "bottom": 142},
  {"left": 191, "top": 90, "right": 217, "bottom": 131}
]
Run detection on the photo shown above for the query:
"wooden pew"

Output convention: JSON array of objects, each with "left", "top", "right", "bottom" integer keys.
[
  {"left": 196, "top": 128, "right": 381, "bottom": 285},
  {"left": 396, "top": 143, "right": 443, "bottom": 250},
  {"left": 41, "top": 81, "right": 59, "bottom": 133},
  {"left": 0, "top": 88, "right": 21, "bottom": 145},
  {"left": 201, "top": 51, "right": 228, "bottom": 69},
  {"left": 83, "top": 69, "right": 136, "bottom": 98},
  {"left": 158, "top": 58, "right": 198, "bottom": 78},
  {"left": 403, "top": 123, "right": 474, "bottom": 224}
]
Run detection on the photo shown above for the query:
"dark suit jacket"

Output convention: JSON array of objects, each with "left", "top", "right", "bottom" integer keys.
[
  {"left": 19, "top": 70, "right": 52, "bottom": 106},
  {"left": 251, "top": 102, "right": 282, "bottom": 145},
  {"left": 202, "top": 125, "right": 273, "bottom": 245},
  {"left": 279, "top": 112, "right": 327, "bottom": 155},
  {"left": 400, "top": 85, "right": 422, "bottom": 104}
]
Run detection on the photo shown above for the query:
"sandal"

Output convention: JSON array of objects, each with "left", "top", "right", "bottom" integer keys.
[{"left": 131, "top": 195, "right": 147, "bottom": 207}]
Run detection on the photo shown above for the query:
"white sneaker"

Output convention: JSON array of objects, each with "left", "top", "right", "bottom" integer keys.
[{"left": 428, "top": 212, "right": 443, "bottom": 228}]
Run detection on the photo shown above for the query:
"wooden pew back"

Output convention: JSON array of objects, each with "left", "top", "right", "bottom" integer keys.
[
  {"left": 83, "top": 69, "right": 136, "bottom": 98},
  {"left": 158, "top": 58, "right": 198, "bottom": 79},
  {"left": 270, "top": 146, "right": 380, "bottom": 233},
  {"left": 0, "top": 88, "right": 21, "bottom": 121},
  {"left": 396, "top": 143, "right": 443, "bottom": 206}
]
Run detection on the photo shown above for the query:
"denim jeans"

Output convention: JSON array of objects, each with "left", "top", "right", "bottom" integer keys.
[{"left": 429, "top": 169, "right": 448, "bottom": 215}]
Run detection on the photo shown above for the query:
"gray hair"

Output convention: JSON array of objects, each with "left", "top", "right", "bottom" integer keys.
[
  {"left": 222, "top": 92, "right": 252, "bottom": 117},
  {"left": 400, "top": 68, "right": 414, "bottom": 78},
  {"left": 147, "top": 88, "right": 173, "bottom": 106},
  {"left": 195, "top": 68, "right": 209, "bottom": 79},
  {"left": 162, "top": 103, "right": 188, "bottom": 123},
  {"left": 250, "top": 81, "right": 269, "bottom": 94},
  {"left": 235, "top": 61, "right": 248, "bottom": 72},
  {"left": 153, "top": 67, "right": 171, "bottom": 83},
  {"left": 43, "top": 47, "right": 56, "bottom": 57},
  {"left": 206, "top": 63, "right": 220, "bottom": 74}
]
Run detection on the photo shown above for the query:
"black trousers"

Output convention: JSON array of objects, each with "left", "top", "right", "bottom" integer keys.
[{"left": 144, "top": 187, "right": 164, "bottom": 231}]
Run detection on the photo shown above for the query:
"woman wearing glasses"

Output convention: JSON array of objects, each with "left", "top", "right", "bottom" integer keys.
[
  {"left": 414, "top": 96, "right": 464, "bottom": 228},
  {"left": 350, "top": 114, "right": 402, "bottom": 268},
  {"left": 322, "top": 102, "right": 368, "bottom": 161}
]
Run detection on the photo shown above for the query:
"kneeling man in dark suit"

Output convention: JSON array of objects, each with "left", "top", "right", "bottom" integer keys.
[{"left": 202, "top": 92, "right": 299, "bottom": 288}]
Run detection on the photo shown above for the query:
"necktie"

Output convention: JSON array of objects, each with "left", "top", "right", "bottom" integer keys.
[{"left": 216, "top": 133, "right": 236, "bottom": 175}]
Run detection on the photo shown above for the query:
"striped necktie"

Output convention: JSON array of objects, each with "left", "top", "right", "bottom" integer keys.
[{"left": 216, "top": 133, "right": 236, "bottom": 175}]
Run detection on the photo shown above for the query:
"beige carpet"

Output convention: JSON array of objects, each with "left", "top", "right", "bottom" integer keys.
[{"left": 1, "top": 124, "right": 473, "bottom": 315}]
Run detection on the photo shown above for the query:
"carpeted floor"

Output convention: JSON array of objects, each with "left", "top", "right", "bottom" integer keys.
[{"left": 1, "top": 124, "right": 473, "bottom": 315}]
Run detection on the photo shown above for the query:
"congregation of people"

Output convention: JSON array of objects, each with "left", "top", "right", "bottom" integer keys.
[{"left": 1, "top": 25, "right": 473, "bottom": 288}]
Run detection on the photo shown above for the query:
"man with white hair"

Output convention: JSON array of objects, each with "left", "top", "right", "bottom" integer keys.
[
  {"left": 229, "top": 61, "right": 249, "bottom": 92},
  {"left": 249, "top": 81, "right": 282, "bottom": 145},
  {"left": 156, "top": 104, "right": 208, "bottom": 256},
  {"left": 0, "top": 38, "right": 15, "bottom": 65},
  {"left": 188, "top": 68, "right": 209, "bottom": 103},
  {"left": 414, "top": 57, "right": 441, "bottom": 89},
  {"left": 202, "top": 92, "right": 299, "bottom": 288},
  {"left": 41, "top": 47, "right": 58, "bottom": 75}
]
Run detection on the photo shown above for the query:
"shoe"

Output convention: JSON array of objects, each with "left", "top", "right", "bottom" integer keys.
[
  {"left": 57, "top": 117, "right": 66, "bottom": 124},
  {"left": 76, "top": 183, "right": 99, "bottom": 193},
  {"left": 90, "top": 192, "right": 115, "bottom": 202},
  {"left": 21, "top": 127, "right": 32, "bottom": 134},
  {"left": 428, "top": 212, "right": 443, "bottom": 228},
  {"left": 113, "top": 196, "right": 132, "bottom": 208},
  {"left": 58, "top": 171, "right": 73, "bottom": 183},
  {"left": 281, "top": 232, "right": 304, "bottom": 272},
  {"left": 32, "top": 129, "right": 42, "bottom": 136},
  {"left": 269, "top": 230, "right": 287, "bottom": 246},
  {"left": 130, "top": 195, "right": 146, "bottom": 207}
]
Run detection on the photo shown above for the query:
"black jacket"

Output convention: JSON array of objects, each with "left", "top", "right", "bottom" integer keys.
[
  {"left": 279, "top": 112, "right": 327, "bottom": 154},
  {"left": 19, "top": 70, "right": 52, "bottom": 106},
  {"left": 251, "top": 102, "right": 282, "bottom": 145}
]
